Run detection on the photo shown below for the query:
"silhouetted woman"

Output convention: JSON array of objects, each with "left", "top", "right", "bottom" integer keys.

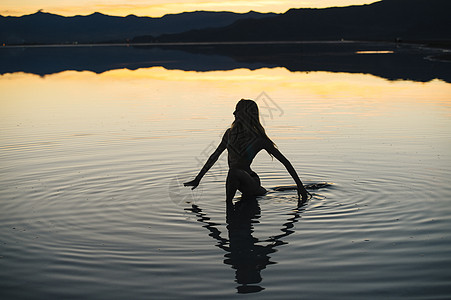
[{"left": 184, "top": 99, "right": 309, "bottom": 202}]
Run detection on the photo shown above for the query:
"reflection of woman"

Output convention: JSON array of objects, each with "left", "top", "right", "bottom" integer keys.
[
  {"left": 224, "top": 197, "right": 271, "bottom": 293},
  {"left": 186, "top": 197, "right": 305, "bottom": 294},
  {"left": 184, "top": 99, "right": 310, "bottom": 202}
]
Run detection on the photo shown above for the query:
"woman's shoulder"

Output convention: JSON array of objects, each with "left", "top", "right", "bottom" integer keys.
[
  {"left": 259, "top": 136, "right": 275, "bottom": 149},
  {"left": 248, "top": 135, "right": 269, "bottom": 147},
  {"left": 222, "top": 128, "right": 231, "bottom": 141}
]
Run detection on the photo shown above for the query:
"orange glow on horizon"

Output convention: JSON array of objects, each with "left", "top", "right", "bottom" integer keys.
[{"left": 1, "top": 0, "right": 379, "bottom": 17}]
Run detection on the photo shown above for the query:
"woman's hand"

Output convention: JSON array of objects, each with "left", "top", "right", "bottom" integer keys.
[
  {"left": 297, "top": 185, "right": 311, "bottom": 203},
  {"left": 184, "top": 178, "right": 200, "bottom": 190}
]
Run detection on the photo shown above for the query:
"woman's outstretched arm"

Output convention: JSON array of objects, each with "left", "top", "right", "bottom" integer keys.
[
  {"left": 264, "top": 141, "right": 310, "bottom": 202},
  {"left": 184, "top": 130, "right": 228, "bottom": 190}
]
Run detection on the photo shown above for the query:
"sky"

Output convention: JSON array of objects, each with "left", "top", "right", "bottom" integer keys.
[{"left": 1, "top": 0, "right": 379, "bottom": 17}]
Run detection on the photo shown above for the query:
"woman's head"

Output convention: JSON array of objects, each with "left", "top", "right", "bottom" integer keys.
[
  {"left": 229, "top": 98, "right": 275, "bottom": 153},
  {"left": 231, "top": 99, "right": 266, "bottom": 137},
  {"left": 233, "top": 99, "right": 259, "bottom": 123}
]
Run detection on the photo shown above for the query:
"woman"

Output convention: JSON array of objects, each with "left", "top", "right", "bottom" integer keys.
[{"left": 184, "top": 99, "right": 310, "bottom": 202}]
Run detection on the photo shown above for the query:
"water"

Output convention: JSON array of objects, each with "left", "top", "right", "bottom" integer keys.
[{"left": 1, "top": 44, "right": 451, "bottom": 299}]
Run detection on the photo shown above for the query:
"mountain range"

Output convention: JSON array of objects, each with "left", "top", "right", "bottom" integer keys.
[
  {"left": 0, "top": 0, "right": 450, "bottom": 45},
  {"left": 157, "top": 0, "right": 450, "bottom": 42},
  {"left": 0, "top": 10, "right": 275, "bottom": 44}
]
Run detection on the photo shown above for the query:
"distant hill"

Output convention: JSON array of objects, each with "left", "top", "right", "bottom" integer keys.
[
  {"left": 1, "top": 0, "right": 449, "bottom": 45},
  {"left": 158, "top": 0, "right": 451, "bottom": 42},
  {"left": 0, "top": 10, "right": 276, "bottom": 44}
]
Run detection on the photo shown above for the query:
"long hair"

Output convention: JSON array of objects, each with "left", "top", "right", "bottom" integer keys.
[{"left": 229, "top": 99, "right": 273, "bottom": 155}]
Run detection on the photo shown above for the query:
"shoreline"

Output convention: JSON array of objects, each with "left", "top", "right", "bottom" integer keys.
[
  {"left": 1, "top": 40, "right": 365, "bottom": 48},
  {"left": 3, "top": 40, "right": 449, "bottom": 62},
  {"left": 2, "top": 39, "right": 450, "bottom": 49}
]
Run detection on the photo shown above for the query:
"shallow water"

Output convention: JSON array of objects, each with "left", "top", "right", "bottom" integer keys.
[{"left": 1, "top": 46, "right": 451, "bottom": 299}]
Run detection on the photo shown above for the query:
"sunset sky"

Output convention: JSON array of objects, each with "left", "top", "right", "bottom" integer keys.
[{"left": 2, "top": 0, "right": 378, "bottom": 17}]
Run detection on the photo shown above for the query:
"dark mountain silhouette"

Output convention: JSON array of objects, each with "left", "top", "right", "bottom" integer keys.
[
  {"left": 157, "top": 0, "right": 451, "bottom": 42},
  {"left": 0, "top": 10, "right": 275, "bottom": 44},
  {"left": 2, "top": 0, "right": 449, "bottom": 45}
]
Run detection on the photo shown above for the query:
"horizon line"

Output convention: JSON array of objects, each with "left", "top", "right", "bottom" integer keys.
[{"left": 0, "top": 1, "right": 380, "bottom": 18}]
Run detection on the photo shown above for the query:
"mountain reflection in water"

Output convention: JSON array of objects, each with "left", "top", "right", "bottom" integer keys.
[{"left": 0, "top": 41, "right": 449, "bottom": 83}]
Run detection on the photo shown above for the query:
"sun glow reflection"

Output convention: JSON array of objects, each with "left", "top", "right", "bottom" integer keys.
[
  {"left": 1, "top": 67, "right": 450, "bottom": 160},
  {"left": 97, "top": 67, "right": 451, "bottom": 104},
  {"left": 2, "top": 67, "right": 450, "bottom": 132},
  {"left": 2, "top": 67, "right": 450, "bottom": 107}
]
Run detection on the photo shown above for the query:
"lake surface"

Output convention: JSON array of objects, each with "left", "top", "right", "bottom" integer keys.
[{"left": 1, "top": 43, "right": 451, "bottom": 299}]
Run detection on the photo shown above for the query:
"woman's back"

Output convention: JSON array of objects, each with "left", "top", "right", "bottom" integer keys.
[{"left": 226, "top": 128, "right": 268, "bottom": 171}]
